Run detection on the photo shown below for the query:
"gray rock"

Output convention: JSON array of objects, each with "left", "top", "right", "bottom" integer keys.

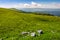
[
  {"left": 21, "top": 32, "right": 29, "bottom": 36},
  {"left": 37, "top": 30, "right": 43, "bottom": 34},
  {"left": 30, "top": 32, "right": 36, "bottom": 37}
]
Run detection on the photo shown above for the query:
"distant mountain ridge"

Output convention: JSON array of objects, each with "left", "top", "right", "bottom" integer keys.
[{"left": 18, "top": 8, "right": 60, "bottom": 16}]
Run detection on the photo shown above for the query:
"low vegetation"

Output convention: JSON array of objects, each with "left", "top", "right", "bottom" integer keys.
[{"left": 0, "top": 8, "right": 60, "bottom": 40}]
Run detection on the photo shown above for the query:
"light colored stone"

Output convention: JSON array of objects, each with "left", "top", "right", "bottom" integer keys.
[
  {"left": 21, "top": 32, "right": 29, "bottom": 35},
  {"left": 37, "top": 30, "right": 43, "bottom": 34},
  {"left": 30, "top": 32, "right": 36, "bottom": 37}
]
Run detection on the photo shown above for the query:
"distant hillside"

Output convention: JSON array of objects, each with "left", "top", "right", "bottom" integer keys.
[
  {"left": 9, "top": 8, "right": 54, "bottom": 16},
  {"left": 10, "top": 8, "right": 25, "bottom": 13},
  {"left": 19, "top": 8, "right": 60, "bottom": 16},
  {"left": 0, "top": 8, "right": 60, "bottom": 40}
]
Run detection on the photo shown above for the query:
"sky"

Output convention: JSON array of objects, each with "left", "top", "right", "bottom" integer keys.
[{"left": 0, "top": 0, "right": 60, "bottom": 8}]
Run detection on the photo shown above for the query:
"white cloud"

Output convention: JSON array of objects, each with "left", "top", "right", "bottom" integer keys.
[
  {"left": 0, "top": 2, "right": 60, "bottom": 8},
  {"left": 31, "top": 2, "right": 37, "bottom": 5}
]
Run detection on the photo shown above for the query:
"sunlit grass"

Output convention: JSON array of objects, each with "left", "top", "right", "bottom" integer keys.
[{"left": 0, "top": 8, "right": 60, "bottom": 40}]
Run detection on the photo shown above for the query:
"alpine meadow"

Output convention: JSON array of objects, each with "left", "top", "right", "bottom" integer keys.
[
  {"left": 0, "top": 8, "right": 60, "bottom": 40},
  {"left": 0, "top": 0, "right": 60, "bottom": 40}
]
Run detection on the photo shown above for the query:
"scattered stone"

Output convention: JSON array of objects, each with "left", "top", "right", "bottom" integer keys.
[
  {"left": 37, "top": 30, "right": 43, "bottom": 34},
  {"left": 30, "top": 32, "right": 36, "bottom": 37},
  {"left": 21, "top": 30, "right": 43, "bottom": 37},
  {"left": 21, "top": 32, "right": 29, "bottom": 36}
]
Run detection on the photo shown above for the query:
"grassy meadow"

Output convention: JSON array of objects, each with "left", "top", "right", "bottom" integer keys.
[{"left": 0, "top": 8, "right": 60, "bottom": 40}]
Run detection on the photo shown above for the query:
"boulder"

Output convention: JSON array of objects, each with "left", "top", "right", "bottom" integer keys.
[
  {"left": 37, "top": 30, "right": 43, "bottom": 34},
  {"left": 21, "top": 32, "right": 29, "bottom": 36},
  {"left": 30, "top": 32, "right": 36, "bottom": 37}
]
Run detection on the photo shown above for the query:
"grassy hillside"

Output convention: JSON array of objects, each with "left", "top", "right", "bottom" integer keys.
[{"left": 0, "top": 8, "right": 60, "bottom": 40}]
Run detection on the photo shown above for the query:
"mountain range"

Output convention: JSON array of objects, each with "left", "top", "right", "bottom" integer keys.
[{"left": 18, "top": 8, "right": 60, "bottom": 16}]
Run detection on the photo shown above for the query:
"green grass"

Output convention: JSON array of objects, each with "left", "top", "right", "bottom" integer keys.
[{"left": 0, "top": 8, "right": 60, "bottom": 40}]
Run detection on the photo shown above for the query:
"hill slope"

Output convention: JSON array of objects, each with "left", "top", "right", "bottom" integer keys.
[{"left": 0, "top": 8, "right": 60, "bottom": 40}]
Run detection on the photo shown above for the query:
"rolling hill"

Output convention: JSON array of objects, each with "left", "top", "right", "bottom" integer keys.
[{"left": 0, "top": 8, "right": 60, "bottom": 40}]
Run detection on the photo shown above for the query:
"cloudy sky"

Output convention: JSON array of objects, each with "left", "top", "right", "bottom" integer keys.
[{"left": 0, "top": 0, "right": 60, "bottom": 8}]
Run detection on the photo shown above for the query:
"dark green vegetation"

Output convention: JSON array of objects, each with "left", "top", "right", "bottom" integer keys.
[
  {"left": 0, "top": 8, "right": 60, "bottom": 40},
  {"left": 30, "top": 12, "right": 54, "bottom": 16}
]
